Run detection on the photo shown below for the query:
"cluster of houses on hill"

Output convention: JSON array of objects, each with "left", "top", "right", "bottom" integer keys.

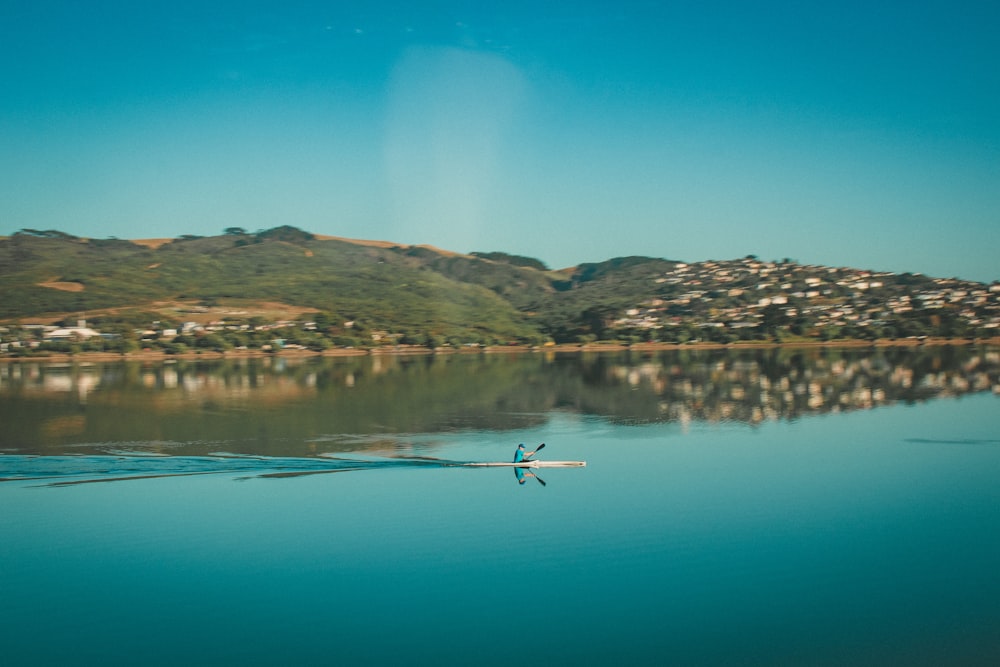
[
  {"left": 3, "top": 257, "right": 999, "bottom": 353},
  {"left": 612, "top": 257, "right": 1000, "bottom": 339},
  {"left": 0, "top": 317, "right": 314, "bottom": 354},
  {"left": 1, "top": 320, "right": 113, "bottom": 353}
]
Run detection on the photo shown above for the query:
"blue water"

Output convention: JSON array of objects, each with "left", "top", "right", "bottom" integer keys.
[{"left": 3, "top": 392, "right": 1000, "bottom": 665}]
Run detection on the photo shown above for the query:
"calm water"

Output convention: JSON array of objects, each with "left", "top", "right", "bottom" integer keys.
[{"left": 2, "top": 348, "right": 999, "bottom": 666}]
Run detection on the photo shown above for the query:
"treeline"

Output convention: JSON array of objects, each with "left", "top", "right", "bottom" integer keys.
[{"left": 4, "top": 310, "right": 548, "bottom": 357}]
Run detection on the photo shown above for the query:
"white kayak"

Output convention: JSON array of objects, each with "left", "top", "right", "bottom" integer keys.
[{"left": 463, "top": 460, "right": 586, "bottom": 468}]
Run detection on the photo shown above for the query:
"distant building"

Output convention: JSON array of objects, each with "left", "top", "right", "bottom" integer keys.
[{"left": 45, "top": 326, "right": 100, "bottom": 341}]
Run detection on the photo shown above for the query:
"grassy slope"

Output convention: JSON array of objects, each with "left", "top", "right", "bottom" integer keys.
[
  {"left": 0, "top": 233, "right": 551, "bottom": 340},
  {"left": 1, "top": 230, "right": 694, "bottom": 344}
]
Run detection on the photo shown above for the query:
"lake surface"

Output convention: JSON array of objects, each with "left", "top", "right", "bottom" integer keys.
[{"left": 2, "top": 347, "right": 1000, "bottom": 666}]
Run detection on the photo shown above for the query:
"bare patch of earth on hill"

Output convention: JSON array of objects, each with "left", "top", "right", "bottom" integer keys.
[
  {"left": 37, "top": 279, "right": 85, "bottom": 292},
  {"left": 12, "top": 298, "right": 319, "bottom": 326},
  {"left": 150, "top": 299, "right": 320, "bottom": 324}
]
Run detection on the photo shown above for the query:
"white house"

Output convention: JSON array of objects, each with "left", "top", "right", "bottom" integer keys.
[{"left": 45, "top": 325, "right": 100, "bottom": 341}]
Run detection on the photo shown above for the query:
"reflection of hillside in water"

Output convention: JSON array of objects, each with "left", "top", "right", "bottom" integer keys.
[
  {"left": 0, "top": 355, "right": 554, "bottom": 455},
  {"left": 1, "top": 347, "right": 998, "bottom": 455},
  {"left": 576, "top": 347, "right": 1000, "bottom": 426}
]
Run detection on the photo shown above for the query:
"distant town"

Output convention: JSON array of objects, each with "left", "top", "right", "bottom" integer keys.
[
  {"left": 1, "top": 248, "right": 999, "bottom": 358},
  {"left": 608, "top": 256, "right": 1000, "bottom": 343}
]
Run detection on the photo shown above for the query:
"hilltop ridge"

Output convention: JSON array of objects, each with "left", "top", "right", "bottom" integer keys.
[{"left": 1, "top": 227, "right": 998, "bottom": 355}]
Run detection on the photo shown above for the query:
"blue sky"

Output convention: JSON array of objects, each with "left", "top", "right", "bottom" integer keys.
[{"left": 2, "top": 1, "right": 998, "bottom": 282}]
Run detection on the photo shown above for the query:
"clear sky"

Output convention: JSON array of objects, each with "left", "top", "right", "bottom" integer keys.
[{"left": 2, "top": 1, "right": 998, "bottom": 282}]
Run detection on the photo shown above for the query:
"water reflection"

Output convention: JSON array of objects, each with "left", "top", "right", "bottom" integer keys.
[
  {"left": 1, "top": 346, "right": 998, "bottom": 456},
  {"left": 514, "top": 467, "right": 545, "bottom": 486}
]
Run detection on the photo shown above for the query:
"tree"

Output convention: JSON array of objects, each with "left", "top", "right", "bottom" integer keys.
[
  {"left": 761, "top": 304, "right": 788, "bottom": 335},
  {"left": 196, "top": 333, "right": 229, "bottom": 351},
  {"left": 313, "top": 311, "right": 339, "bottom": 332},
  {"left": 579, "top": 305, "right": 615, "bottom": 341}
]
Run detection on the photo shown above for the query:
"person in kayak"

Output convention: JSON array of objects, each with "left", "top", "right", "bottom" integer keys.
[
  {"left": 513, "top": 443, "right": 546, "bottom": 485},
  {"left": 514, "top": 443, "right": 533, "bottom": 462},
  {"left": 513, "top": 442, "right": 544, "bottom": 463}
]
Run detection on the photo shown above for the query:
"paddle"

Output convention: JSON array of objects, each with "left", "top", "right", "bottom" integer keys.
[{"left": 529, "top": 444, "right": 546, "bottom": 485}]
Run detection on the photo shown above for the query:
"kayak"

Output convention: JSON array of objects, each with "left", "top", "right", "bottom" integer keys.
[{"left": 463, "top": 460, "right": 586, "bottom": 468}]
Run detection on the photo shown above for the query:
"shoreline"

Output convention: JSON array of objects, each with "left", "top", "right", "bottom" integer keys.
[{"left": 2, "top": 337, "right": 998, "bottom": 363}]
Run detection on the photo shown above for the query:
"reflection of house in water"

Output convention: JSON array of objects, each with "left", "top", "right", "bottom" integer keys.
[
  {"left": 604, "top": 348, "right": 1000, "bottom": 425},
  {"left": 2, "top": 348, "right": 999, "bottom": 432},
  {"left": 39, "top": 367, "right": 100, "bottom": 402}
]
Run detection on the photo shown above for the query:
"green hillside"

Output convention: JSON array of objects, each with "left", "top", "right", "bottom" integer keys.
[
  {"left": 3, "top": 228, "right": 998, "bottom": 349},
  {"left": 0, "top": 228, "right": 558, "bottom": 345}
]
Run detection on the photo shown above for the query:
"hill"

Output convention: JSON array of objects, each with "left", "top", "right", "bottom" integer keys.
[
  {"left": 1, "top": 228, "right": 998, "bottom": 350},
  {"left": 0, "top": 228, "right": 554, "bottom": 346}
]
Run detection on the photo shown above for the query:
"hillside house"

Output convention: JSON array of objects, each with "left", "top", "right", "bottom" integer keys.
[{"left": 44, "top": 320, "right": 100, "bottom": 341}]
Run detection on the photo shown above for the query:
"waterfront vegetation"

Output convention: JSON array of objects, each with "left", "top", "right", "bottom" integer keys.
[{"left": 2, "top": 227, "right": 998, "bottom": 357}]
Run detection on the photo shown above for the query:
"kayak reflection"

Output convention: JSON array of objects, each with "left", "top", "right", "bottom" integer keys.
[{"left": 514, "top": 466, "right": 545, "bottom": 486}]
